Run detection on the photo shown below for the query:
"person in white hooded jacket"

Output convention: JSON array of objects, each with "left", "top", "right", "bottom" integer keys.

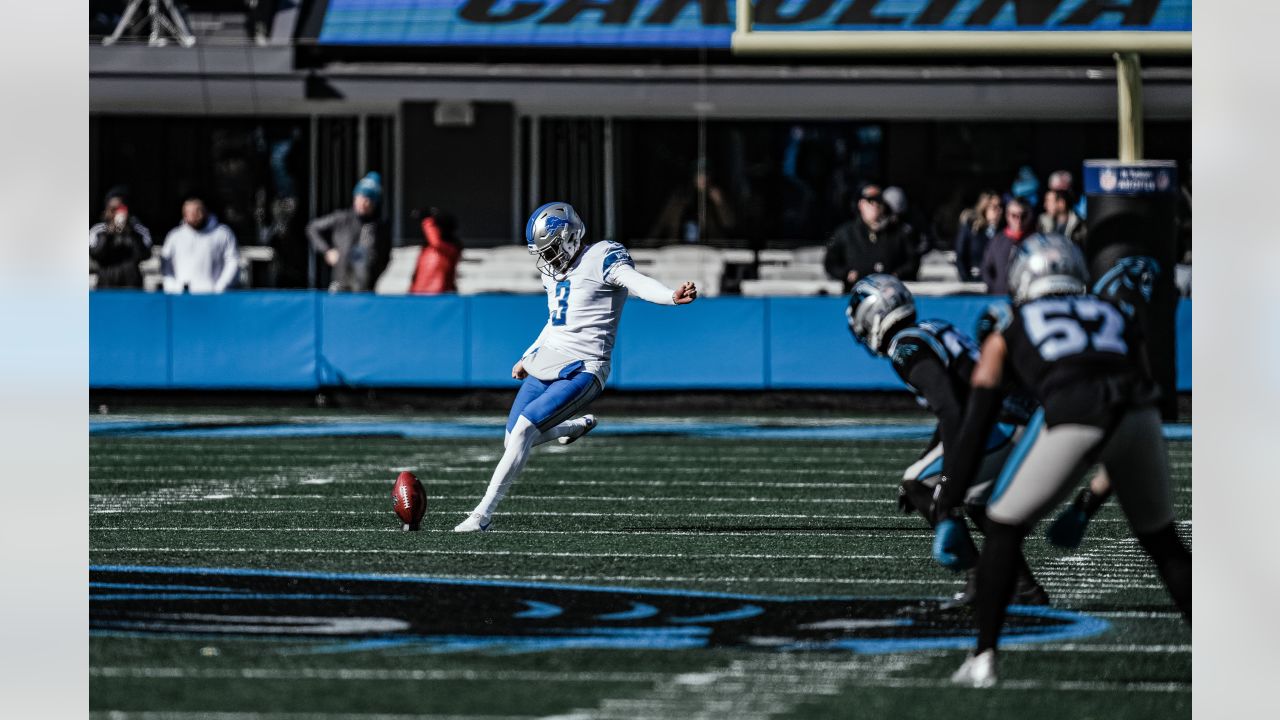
[{"left": 161, "top": 196, "right": 240, "bottom": 294}]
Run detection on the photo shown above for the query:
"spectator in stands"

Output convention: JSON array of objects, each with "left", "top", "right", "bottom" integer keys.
[
  {"left": 1048, "top": 168, "right": 1088, "bottom": 219},
  {"left": 306, "top": 172, "right": 391, "bottom": 293},
  {"left": 883, "top": 185, "right": 931, "bottom": 257},
  {"left": 1010, "top": 165, "right": 1040, "bottom": 208},
  {"left": 160, "top": 194, "right": 240, "bottom": 294},
  {"left": 824, "top": 184, "right": 919, "bottom": 292},
  {"left": 410, "top": 210, "right": 462, "bottom": 294},
  {"left": 1038, "top": 188, "right": 1087, "bottom": 246},
  {"left": 979, "top": 196, "right": 1033, "bottom": 295},
  {"left": 954, "top": 191, "right": 1002, "bottom": 282},
  {"left": 249, "top": 0, "right": 279, "bottom": 45},
  {"left": 89, "top": 185, "right": 153, "bottom": 289},
  {"left": 647, "top": 160, "right": 738, "bottom": 243}
]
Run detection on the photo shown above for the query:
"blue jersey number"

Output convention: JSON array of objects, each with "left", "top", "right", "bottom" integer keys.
[{"left": 551, "top": 281, "right": 571, "bottom": 326}]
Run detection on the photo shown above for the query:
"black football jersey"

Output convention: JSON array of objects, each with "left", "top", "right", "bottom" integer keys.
[
  {"left": 888, "top": 320, "right": 977, "bottom": 408},
  {"left": 1003, "top": 294, "right": 1159, "bottom": 426}
]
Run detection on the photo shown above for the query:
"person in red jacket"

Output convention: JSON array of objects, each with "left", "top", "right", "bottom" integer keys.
[{"left": 410, "top": 211, "right": 462, "bottom": 294}]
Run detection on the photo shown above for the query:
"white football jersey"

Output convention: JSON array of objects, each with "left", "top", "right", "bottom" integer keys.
[{"left": 523, "top": 240, "right": 669, "bottom": 386}]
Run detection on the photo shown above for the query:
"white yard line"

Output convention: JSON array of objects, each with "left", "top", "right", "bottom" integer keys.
[
  {"left": 90, "top": 666, "right": 665, "bottom": 683},
  {"left": 89, "top": 527, "right": 937, "bottom": 539},
  {"left": 90, "top": 494, "right": 900, "bottom": 504},
  {"left": 89, "top": 547, "right": 900, "bottom": 561},
  {"left": 91, "top": 714, "right": 531, "bottom": 720}
]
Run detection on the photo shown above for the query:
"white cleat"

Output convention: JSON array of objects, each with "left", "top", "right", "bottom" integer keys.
[
  {"left": 453, "top": 512, "right": 492, "bottom": 533},
  {"left": 951, "top": 649, "right": 998, "bottom": 688},
  {"left": 558, "top": 414, "right": 597, "bottom": 445}
]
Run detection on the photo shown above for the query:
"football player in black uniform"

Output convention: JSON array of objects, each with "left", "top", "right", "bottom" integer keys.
[
  {"left": 845, "top": 275, "right": 1048, "bottom": 606},
  {"left": 1043, "top": 256, "right": 1162, "bottom": 549},
  {"left": 931, "top": 234, "right": 1190, "bottom": 687}
]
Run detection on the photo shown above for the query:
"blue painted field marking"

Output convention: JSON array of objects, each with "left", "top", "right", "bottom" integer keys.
[
  {"left": 90, "top": 582, "right": 251, "bottom": 593},
  {"left": 88, "top": 420, "right": 1192, "bottom": 441},
  {"left": 597, "top": 602, "right": 659, "bottom": 621},
  {"left": 90, "top": 565, "right": 1111, "bottom": 655},
  {"left": 669, "top": 605, "right": 764, "bottom": 624},
  {"left": 92, "top": 593, "right": 413, "bottom": 602},
  {"left": 514, "top": 600, "right": 563, "bottom": 619}
]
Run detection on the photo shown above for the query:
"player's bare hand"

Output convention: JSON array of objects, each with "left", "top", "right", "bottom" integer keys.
[
  {"left": 512, "top": 360, "right": 528, "bottom": 380},
  {"left": 324, "top": 248, "right": 340, "bottom": 266},
  {"left": 673, "top": 282, "right": 698, "bottom": 305}
]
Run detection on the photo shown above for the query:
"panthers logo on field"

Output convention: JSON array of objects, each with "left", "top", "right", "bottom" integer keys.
[{"left": 91, "top": 566, "right": 1105, "bottom": 654}]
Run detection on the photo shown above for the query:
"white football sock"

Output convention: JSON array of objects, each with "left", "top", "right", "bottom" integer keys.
[
  {"left": 503, "top": 417, "right": 581, "bottom": 450},
  {"left": 535, "top": 417, "right": 585, "bottom": 445},
  {"left": 475, "top": 416, "right": 541, "bottom": 518},
  {"left": 478, "top": 416, "right": 589, "bottom": 518}
]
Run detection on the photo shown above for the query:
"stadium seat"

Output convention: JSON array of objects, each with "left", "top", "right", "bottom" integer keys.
[
  {"left": 917, "top": 249, "right": 962, "bottom": 283},
  {"left": 740, "top": 279, "right": 843, "bottom": 296},
  {"left": 374, "top": 246, "right": 421, "bottom": 295},
  {"left": 903, "top": 280, "right": 987, "bottom": 296},
  {"left": 758, "top": 249, "right": 796, "bottom": 266}
]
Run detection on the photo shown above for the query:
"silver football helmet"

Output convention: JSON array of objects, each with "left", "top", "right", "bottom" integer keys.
[
  {"left": 1007, "top": 232, "right": 1089, "bottom": 306},
  {"left": 525, "top": 201, "right": 586, "bottom": 280},
  {"left": 847, "top": 274, "right": 917, "bottom": 356}
]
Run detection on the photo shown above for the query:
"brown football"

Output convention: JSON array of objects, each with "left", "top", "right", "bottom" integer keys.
[{"left": 391, "top": 471, "right": 426, "bottom": 531}]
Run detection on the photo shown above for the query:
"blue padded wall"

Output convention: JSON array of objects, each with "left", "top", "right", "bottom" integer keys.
[
  {"left": 468, "top": 295, "right": 548, "bottom": 387},
  {"left": 320, "top": 295, "right": 467, "bottom": 387},
  {"left": 89, "top": 292, "right": 1193, "bottom": 392},
  {"left": 169, "top": 292, "right": 318, "bottom": 389},
  {"left": 89, "top": 291, "right": 170, "bottom": 388},
  {"left": 614, "top": 298, "right": 765, "bottom": 390}
]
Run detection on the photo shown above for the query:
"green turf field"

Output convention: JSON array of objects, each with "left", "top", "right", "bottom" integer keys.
[{"left": 89, "top": 411, "right": 1191, "bottom": 720}]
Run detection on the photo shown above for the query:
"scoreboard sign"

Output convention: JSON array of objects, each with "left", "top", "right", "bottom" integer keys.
[{"left": 314, "top": 0, "right": 1192, "bottom": 48}]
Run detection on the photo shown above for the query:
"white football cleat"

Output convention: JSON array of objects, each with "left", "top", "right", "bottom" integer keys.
[
  {"left": 951, "top": 649, "right": 998, "bottom": 688},
  {"left": 453, "top": 512, "right": 492, "bottom": 533},
  {"left": 558, "top": 414, "right": 597, "bottom": 445}
]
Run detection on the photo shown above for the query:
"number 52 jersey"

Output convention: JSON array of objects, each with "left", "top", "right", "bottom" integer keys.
[{"left": 1002, "top": 294, "right": 1161, "bottom": 427}]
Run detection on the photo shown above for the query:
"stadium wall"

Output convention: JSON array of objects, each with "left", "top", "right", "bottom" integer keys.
[{"left": 90, "top": 291, "right": 1192, "bottom": 392}]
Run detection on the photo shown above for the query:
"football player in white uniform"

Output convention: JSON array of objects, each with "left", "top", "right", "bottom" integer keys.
[{"left": 454, "top": 202, "right": 698, "bottom": 532}]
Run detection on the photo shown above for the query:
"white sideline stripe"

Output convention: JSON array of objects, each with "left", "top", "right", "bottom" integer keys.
[
  {"left": 85, "top": 508, "right": 1172, "bottom": 525},
  {"left": 88, "top": 509, "right": 913, "bottom": 518},
  {"left": 85, "top": 564, "right": 949, "bottom": 585},
  {"left": 836, "top": 677, "right": 1188, "bottom": 693},
  {"left": 1002, "top": 644, "right": 1190, "bottom": 653},
  {"left": 88, "top": 467, "right": 904, "bottom": 478},
  {"left": 90, "top": 479, "right": 898, "bottom": 489},
  {"left": 88, "top": 494, "right": 897, "bottom": 504},
  {"left": 86, "top": 667, "right": 1189, "bottom": 695},
  {"left": 1089, "top": 610, "right": 1185, "bottom": 619},
  {"left": 89, "top": 527, "right": 936, "bottom": 539},
  {"left": 91, "top": 714, "right": 526, "bottom": 720},
  {"left": 90, "top": 666, "right": 665, "bottom": 683},
  {"left": 88, "top": 478, "right": 1194, "bottom": 494},
  {"left": 87, "top": 546, "right": 897, "bottom": 560}
]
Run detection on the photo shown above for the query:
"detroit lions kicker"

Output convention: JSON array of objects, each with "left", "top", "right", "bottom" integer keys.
[{"left": 454, "top": 202, "right": 698, "bottom": 532}]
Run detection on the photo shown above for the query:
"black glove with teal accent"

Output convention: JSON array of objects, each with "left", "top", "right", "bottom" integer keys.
[{"left": 931, "top": 478, "right": 978, "bottom": 570}]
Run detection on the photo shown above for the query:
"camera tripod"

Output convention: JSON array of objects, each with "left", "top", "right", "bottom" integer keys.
[{"left": 102, "top": 0, "right": 196, "bottom": 47}]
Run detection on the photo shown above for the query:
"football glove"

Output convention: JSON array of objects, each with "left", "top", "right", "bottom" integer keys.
[{"left": 933, "top": 515, "right": 979, "bottom": 570}]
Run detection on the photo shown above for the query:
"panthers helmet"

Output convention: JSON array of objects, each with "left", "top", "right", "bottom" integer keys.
[
  {"left": 1007, "top": 232, "right": 1089, "bottom": 306},
  {"left": 526, "top": 202, "right": 586, "bottom": 280},
  {"left": 846, "top": 274, "right": 917, "bottom": 356},
  {"left": 975, "top": 300, "right": 1014, "bottom": 345}
]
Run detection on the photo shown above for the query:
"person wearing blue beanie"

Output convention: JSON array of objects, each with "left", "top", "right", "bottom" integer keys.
[
  {"left": 353, "top": 172, "right": 382, "bottom": 208},
  {"left": 306, "top": 171, "right": 390, "bottom": 292}
]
